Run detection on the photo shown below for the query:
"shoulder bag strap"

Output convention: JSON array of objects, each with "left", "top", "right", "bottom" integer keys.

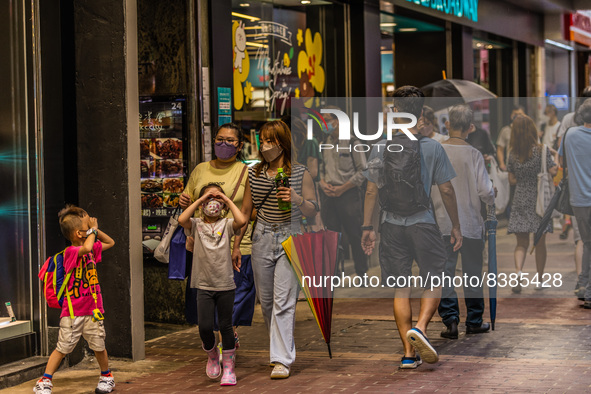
[
  {"left": 255, "top": 186, "right": 275, "bottom": 213},
  {"left": 253, "top": 166, "right": 275, "bottom": 213},
  {"left": 541, "top": 144, "right": 547, "bottom": 174},
  {"left": 250, "top": 178, "right": 275, "bottom": 241},
  {"left": 230, "top": 164, "right": 248, "bottom": 201},
  {"left": 562, "top": 129, "right": 569, "bottom": 170},
  {"left": 350, "top": 140, "right": 358, "bottom": 172}
]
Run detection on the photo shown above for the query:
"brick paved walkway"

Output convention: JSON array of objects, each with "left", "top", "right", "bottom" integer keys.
[{"left": 5, "top": 230, "right": 591, "bottom": 393}]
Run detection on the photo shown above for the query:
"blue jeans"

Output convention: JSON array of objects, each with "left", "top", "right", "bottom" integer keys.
[
  {"left": 251, "top": 220, "right": 299, "bottom": 367},
  {"left": 438, "top": 236, "right": 485, "bottom": 328}
]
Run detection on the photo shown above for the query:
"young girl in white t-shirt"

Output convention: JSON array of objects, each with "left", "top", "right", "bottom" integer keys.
[{"left": 179, "top": 183, "right": 247, "bottom": 386}]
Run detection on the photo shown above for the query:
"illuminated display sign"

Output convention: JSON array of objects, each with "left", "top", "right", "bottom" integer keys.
[
  {"left": 406, "top": 0, "right": 479, "bottom": 23},
  {"left": 569, "top": 11, "right": 591, "bottom": 48}
]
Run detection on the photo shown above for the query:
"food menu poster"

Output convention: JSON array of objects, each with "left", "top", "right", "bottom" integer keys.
[{"left": 140, "top": 99, "right": 185, "bottom": 217}]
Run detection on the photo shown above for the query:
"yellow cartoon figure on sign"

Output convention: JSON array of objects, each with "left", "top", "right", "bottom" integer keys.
[
  {"left": 244, "top": 81, "right": 252, "bottom": 104},
  {"left": 297, "top": 29, "right": 325, "bottom": 107},
  {"left": 233, "top": 21, "right": 250, "bottom": 110}
]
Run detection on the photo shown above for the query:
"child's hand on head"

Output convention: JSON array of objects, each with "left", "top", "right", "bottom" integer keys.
[
  {"left": 217, "top": 193, "right": 230, "bottom": 203},
  {"left": 210, "top": 191, "right": 227, "bottom": 203},
  {"left": 202, "top": 190, "right": 218, "bottom": 201},
  {"left": 88, "top": 216, "right": 98, "bottom": 230}
]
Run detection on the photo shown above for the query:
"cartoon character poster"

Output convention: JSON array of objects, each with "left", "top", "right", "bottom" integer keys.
[
  {"left": 233, "top": 21, "right": 251, "bottom": 111},
  {"left": 232, "top": 10, "right": 326, "bottom": 116}
]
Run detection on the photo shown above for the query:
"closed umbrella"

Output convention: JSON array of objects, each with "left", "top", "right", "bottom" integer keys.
[
  {"left": 485, "top": 204, "right": 498, "bottom": 330},
  {"left": 531, "top": 179, "right": 565, "bottom": 253},
  {"left": 282, "top": 230, "right": 341, "bottom": 358}
]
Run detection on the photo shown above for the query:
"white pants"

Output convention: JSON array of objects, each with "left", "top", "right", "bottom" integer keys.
[{"left": 251, "top": 220, "right": 299, "bottom": 367}]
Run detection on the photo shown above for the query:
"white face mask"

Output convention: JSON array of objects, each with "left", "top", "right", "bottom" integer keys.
[{"left": 203, "top": 199, "right": 224, "bottom": 217}]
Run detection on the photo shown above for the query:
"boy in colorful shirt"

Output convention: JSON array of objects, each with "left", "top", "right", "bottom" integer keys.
[{"left": 34, "top": 205, "right": 115, "bottom": 394}]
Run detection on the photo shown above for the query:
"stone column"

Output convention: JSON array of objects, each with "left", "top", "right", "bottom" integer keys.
[
  {"left": 350, "top": 0, "right": 381, "bottom": 97},
  {"left": 73, "top": 0, "right": 144, "bottom": 360}
]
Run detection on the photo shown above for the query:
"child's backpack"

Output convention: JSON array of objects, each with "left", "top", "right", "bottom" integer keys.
[
  {"left": 378, "top": 134, "right": 431, "bottom": 216},
  {"left": 38, "top": 249, "right": 75, "bottom": 318}
]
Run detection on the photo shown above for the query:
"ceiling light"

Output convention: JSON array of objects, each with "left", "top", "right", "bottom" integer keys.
[
  {"left": 301, "top": 0, "right": 311, "bottom": 4},
  {"left": 476, "top": 42, "right": 482, "bottom": 47},
  {"left": 380, "top": 23, "right": 397, "bottom": 27},
  {"left": 232, "top": 12, "right": 260, "bottom": 22},
  {"left": 486, "top": 45, "right": 493, "bottom": 49},
  {"left": 239, "top": 3, "right": 250, "bottom": 6},
  {"left": 398, "top": 28, "right": 417, "bottom": 32},
  {"left": 545, "top": 39, "right": 574, "bottom": 51}
]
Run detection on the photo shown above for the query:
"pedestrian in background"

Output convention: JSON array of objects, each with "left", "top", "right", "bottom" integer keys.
[
  {"left": 559, "top": 100, "right": 591, "bottom": 309},
  {"left": 319, "top": 107, "right": 368, "bottom": 277},
  {"left": 432, "top": 105, "right": 495, "bottom": 339},
  {"left": 539, "top": 104, "right": 561, "bottom": 149},
  {"left": 287, "top": 115, "right": 324, "bottom": 231},
  {"left": 496, "top": 105, "right": 526, "bottom": 172},
  {"left": 418, "top": 105, "right": 448, "bottom": 143},
  {"left": 555, "top": 87, "right": 591, "bottom": 148},
  {"left": 467, "top": 125, "right": 496, "bottom": 161},
  {"left": 555, "top": 89, "right": 591, "bottom": 240},
  {"left": 507, "top": 115, "right": 557, "bottom": 293}
]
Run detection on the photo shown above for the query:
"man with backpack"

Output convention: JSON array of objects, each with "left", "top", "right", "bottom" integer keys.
[{"left": 361, "top": 86, "right": 462, "bottom": 369}]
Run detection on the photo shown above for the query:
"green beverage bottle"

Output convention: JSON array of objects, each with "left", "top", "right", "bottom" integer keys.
[{"left": 275, "top": 168, "right": 291, "bottom": 211}]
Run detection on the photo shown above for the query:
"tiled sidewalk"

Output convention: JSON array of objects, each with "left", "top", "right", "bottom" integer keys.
[
  {"left": 6, "top": 229, "right": 591, "bottom": 393},
  {"left": 8, "top": 296, "right": 590, "bottom": 393}
]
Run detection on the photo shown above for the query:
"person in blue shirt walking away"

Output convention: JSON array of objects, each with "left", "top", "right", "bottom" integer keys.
[
  {"left": 559, "top": 99, "right": 591, "bottom": 309},
  {"left": 361, "top": 86, "right": 463, "bottom": 369}
]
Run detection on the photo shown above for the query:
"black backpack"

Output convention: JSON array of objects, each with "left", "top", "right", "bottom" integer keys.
[{"left": 378, "top": 134, "right": 430, "bottom": 216}]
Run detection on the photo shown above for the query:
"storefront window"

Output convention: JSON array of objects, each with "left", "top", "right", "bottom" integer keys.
[
  {"left": 0, "top": 0, "right": 36, "bottom": 359},
  {"left": 231, "top": 0, "right": 337, "bottom": 148},
  {"left": 379, "top": 9, "right": 445, "bottom": 95},
  {"left": 545, "top": 44, "right": 571, "bottom": 97},
  {"left": 472, "top": 37, "right": 509, "bottom": 96}
]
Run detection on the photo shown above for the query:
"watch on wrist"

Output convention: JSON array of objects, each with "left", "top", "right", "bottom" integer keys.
[{"left": 360, "top": 225, "right": 374, "bottom": 231}]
